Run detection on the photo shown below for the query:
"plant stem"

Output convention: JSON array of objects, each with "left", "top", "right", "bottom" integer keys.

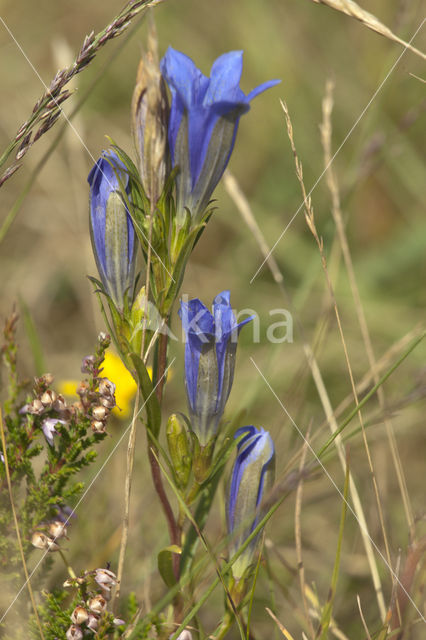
[
  {"left": 148, "top": 327, "right": 181, "bottom": 570},
  {"left": 58, "top": 549, "right": 77, "bottom": 580}
]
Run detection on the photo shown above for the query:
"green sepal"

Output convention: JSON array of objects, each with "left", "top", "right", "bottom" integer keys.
[
  {"left": 166, "top": 414, "right": 192, "bottom": 490},
  {"left": 191, "top": 433, "right": 216, "bottom": 485},
  {"left": 157, "top": 545, "right": 181, "bottom": 588},
  {"left": 130, "top": 352, "right": 161, "bottom": 438}
]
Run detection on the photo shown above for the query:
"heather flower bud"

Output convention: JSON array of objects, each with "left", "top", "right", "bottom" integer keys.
[
  {"left": 36, "top": 373, "right": 54, "bottom": 388},
  {"left": 71, "top": 606, "right": 89, "bottom": 625},
  {"left": 113, "top": 618, "right": 125, "bottom": 627},
  {"left": 48, "top": 520, "right": 68, "bottom": 539},
  {"left": 87, "top": 614, "right": 99, "bottom": 631},
  {"left": 87, "top": 594, "right": 106, "bottom": 614},
  {"left": 40, "top": 389, "right": 57, "bottom": 407},
  {"left": 42, "top": 418, "right": 66, "bottom": 446},
  {"left": 91, "top": 420, "right": 106, "bottom": 434},
  {"left": 131, "top": 24, "right": 169, "bottom": 203},
  {"left": 98, "top": 331, "right": 109, "bottom": 346},
  {"left": 29, "top": 398, "right": 45, "bottom": 415},
  {"left": 66, "top": 625, "right": 83, "bottom": 640},
  {"left": 81, "top": 355, "right": 96, "bottom": 373},
  {"left": 92, "top": 405, "right": 108, "bottom": 420},
  {"left": 98, "top": 378, "right": 116, "bottom": 397},
  {"left": 52, "top": 394, "right": 69, "bottom": 415},
  {"left": 31, "top": 532, "right": 59, "bottom": 552},
  {"left": 166, "top": 414, "right": 191, "bottom": 489}
]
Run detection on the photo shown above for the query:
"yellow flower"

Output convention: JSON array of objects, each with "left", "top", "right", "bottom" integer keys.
[{"left": 58, "top": 350, "right": 139, "bottom": 419}]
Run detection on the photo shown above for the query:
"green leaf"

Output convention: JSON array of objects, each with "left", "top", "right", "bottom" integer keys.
[
  {"left": 163, "top": 223, "right": 205, "bottom": 313},
  {"left": 130, "top": 352, "right": 161, "bottom": 438},
  {"left": 157, "top": 545, "right": 182, "bottom": 588}
]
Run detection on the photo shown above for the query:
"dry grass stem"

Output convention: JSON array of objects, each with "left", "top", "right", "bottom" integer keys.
[
  {"left": 321, "top": 80, "right": 416, "bottom": 539},
  {"left": 320, "top": 80, "right": 395, "bottom": 577},
  {"left": 266, "top": 607, "right": 297, "bottom": 640},
  {"left": 311, "top": 0, "right": 426, "bottom": 60},
  {"left": 357, "top": 595, "right": 373, "bottom": 640},
  {"left": 294, "top": 427, "right": 315, "bottom": 639},
  {"left": 280, "top": 97, "right": 387, "bottom": 620}
]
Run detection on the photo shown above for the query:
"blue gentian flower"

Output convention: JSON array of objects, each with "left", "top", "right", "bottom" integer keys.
[
  {"left": 160, "top": 47, "right": 280, "bottom": 219},
  {"left": 179, "top": 290, "right": 253, "bottom": 445},
  {"left": 88, "top": 151, "right": 137, "bottom": 309},
  {"left": 228, "top": 426, "right": 275, "bottom": 578}
]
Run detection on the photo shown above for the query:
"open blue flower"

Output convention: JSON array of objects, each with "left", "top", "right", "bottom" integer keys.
[
  {"left": 228, "top": 426, "right": 275, "bottom": 578},
  {"left": 88, "top": 151, "right": 137, "bottom": 309},
  {"left": 160, "top": 47, "right": 280, "bottom": 219},
  {"left": 179, "top": 290, "right": 253, "bottom": 445}
]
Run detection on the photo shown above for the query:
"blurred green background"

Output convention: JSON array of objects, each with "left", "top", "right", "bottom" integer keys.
[{"left": 0, "top": 0, "right": 425, "bottom": 637}]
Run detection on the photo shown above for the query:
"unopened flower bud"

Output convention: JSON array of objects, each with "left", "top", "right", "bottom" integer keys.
[
  {"left": 227, "top": 426, "right": 275, "bottom": 579},
  {"left": 98, "top": 331, "right": 109, "bottom": 346},
  {"left": 94, "top": 568, "right": 117, "bottom": 591},
  {"left": 92, "top": 405, "right": 108, "bottom": 421},
  {"left": 166, "top": 414, "right": 191, "bottom": 489},
  {"left": 66, "top": 625, "right": 83, "bottom": 640},
  {"left": 41, "top": 389, "right": 57, "bottom": 407},
  {"left": 42, "top": 418, "right": 66, "bottom": 446},
  {"left": 30, "top": 398, "right": 45, "bottom": 415},
  {"left": 53, "top": 394, "right": 69, "bottom": 414},
  {"left": 87, "top": 594, "right": 106, "bottom": 614},
  {"left": 71, "top": 606, "right": 89, "bottom": 625},
  {"left": 98, "top": 378, "right": 116, "bottom": 397},
  {"left": 81, "top": 355, "right": 96, "bottom": 373},
  {"left": 131, "top": 23, "right": 169, "bottom": 203},
  {"left": 87, "top": 614, "right": 99, "bottom": 631},
  {"left": 77, "top": 381, "right": 90, "bottom": 397},
  {"left": 48, "top": 520, "right": 67, "bottom": 539},
  {"left": 100, "top": 396, "right": 116, "bottom": 410},
  {"left": 36, "top": 373, "right": 54, "bottom": 388},
  {"left": 113, "top": 618, "right": 125, "bottom": 627},
  {"left": 88, "top": 151, "right": 137, "bottom": 310}
]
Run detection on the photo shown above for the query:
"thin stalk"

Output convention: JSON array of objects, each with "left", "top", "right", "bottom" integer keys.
[{"left": 58, "top": 549, "right": 77, "bottom": 580}]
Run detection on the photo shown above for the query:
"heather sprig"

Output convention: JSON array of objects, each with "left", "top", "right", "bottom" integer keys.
[{"left": 0, "top": 320, "right": 116, "bottom": 580}]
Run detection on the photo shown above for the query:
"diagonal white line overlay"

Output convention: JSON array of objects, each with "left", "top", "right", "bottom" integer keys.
[{"left": 250, "top": 356, "right": 426, "bottom": 624}]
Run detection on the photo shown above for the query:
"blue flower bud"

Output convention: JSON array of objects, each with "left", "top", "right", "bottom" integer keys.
[
  {"left": 179, "top": 291, "right": 252, "bottom": 446},
  {"left": 88, "top": 151, "right": 137, "bottom": 309},
  {"left": 228, "top": 426, "right": 275, "bottom": 578},
  {"left": 160, "top": 47, "right": 280, "bottom": 219}
]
